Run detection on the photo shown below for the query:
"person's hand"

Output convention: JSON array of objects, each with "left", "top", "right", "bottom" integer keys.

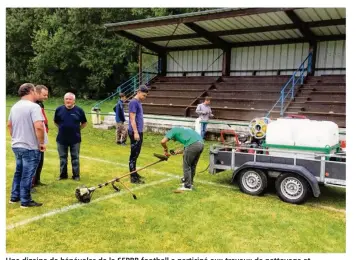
[
  {"left": 164, "top": 151, "right": 171, "bottom": 157},
  {"left": 175, "top": 149, "right": 184, "bottom": 155},
  {"left": 39, "top": 144, "right": 46, "bottom": 152},
  {"left": 134, "top": 132, "right": 140, "bottom": 141}
]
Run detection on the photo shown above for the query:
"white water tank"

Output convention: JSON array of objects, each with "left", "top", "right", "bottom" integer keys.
[{"left": 265, "top": 119, "right": 339, "bottom": 158}]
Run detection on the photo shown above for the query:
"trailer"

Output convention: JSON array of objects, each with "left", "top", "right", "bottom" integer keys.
[{"left": 209, "top": 145, "right": 346, "bottom": 204}]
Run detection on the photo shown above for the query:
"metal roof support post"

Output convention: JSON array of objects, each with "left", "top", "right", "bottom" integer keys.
[
  {"left": 158, "top": 53, "right": 167, "bottom": 76},
  {"left": 309, "top": 42, "right": 317, "bottom": 76},
  {"left": 222, "top": 48, "right": 231, "bottom": 76},
  {"left": 139, "top": 45, "right": 142, "bottom": 85}
]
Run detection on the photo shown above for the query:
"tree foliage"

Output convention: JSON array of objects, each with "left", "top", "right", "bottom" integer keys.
[{"left": 6, "top": 8, "right": 212, "bottom": 98}]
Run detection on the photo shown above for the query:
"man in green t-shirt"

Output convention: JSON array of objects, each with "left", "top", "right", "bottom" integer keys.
[{"left": 161, "top": 126, "right": 204, "bottom": 191}]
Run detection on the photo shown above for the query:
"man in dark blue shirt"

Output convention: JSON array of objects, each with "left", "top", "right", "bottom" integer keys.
[
  {"left": 54, "top": 92, "right": 87, "bottom": 181},
  {"left": 115, "top": 93, "right": 127, "bottom": 145},
  {"left": 128, "top": 86, "right": 148, "bottom": 184}
]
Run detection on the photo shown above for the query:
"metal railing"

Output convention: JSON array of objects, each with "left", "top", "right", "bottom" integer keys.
[
  {"left": 266, "top": 52, "right": 313, "bottom": 117},
  {"left": 92, "top": 60, "right": 160, "bottom": 109}
]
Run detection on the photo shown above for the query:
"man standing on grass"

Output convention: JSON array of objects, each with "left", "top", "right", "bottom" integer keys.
[
  {"left": 160, "top": 126, "right": 204, "bottom": 192},
  {"left": 32, "top": 85, "right": 49, "bottom": 187},
  {"left": 8, "top": 83, "right": 46, "bottom": 208},
  {"left": 115, "top": 92, "right": 128, "bottom": 145},
  {"left": 128, "top": 86, "right": 148, "bottom": 184},
  {"left": 54, "top": 92, "right": 87, "bottom": 181}
]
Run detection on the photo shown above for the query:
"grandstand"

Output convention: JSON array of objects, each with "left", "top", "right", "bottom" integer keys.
[{"left": 104, "top": 8, "right": 346, "bottom": 128}]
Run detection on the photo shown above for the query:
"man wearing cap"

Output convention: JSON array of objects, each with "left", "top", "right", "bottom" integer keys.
[{"left": 128, "top": 85, "right": 148, "bottom": 184}]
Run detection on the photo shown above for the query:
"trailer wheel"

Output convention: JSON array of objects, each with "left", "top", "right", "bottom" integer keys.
[
  {"left": 275, "top": 173, "right": 309, "bottom": 204},
  {"left": 238, "top": 168, "right": 267, "bottom": 196}
]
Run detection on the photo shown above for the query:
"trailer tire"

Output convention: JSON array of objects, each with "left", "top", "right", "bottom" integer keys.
[
  {"left": 237, "top": 168, "right": 267, "bottom": 196},
  {"left": 275, "top": 173, "right": 309, "bottom": 204}
]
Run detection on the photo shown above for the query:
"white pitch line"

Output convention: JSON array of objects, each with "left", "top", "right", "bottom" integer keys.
[
  {"left": 46, "top": 148, "right": 237, "bottom": 190},
  {"left": 6, "top": 145, "right": 345, "bottom": 227},
  {"left": 47, "top": 152, "right": 346, "bottom": 214},
  {"left": 6, "top": 177, "right": 174, "bottom": 230}
]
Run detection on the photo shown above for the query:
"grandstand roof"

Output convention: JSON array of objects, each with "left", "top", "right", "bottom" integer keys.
[{"left": 104, "top": 8, "right": 346, "bottom": 53}]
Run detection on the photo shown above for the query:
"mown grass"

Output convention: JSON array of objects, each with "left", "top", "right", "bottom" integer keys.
[{"left": 5, "top": 97, "right": 346, "bottom": 253}]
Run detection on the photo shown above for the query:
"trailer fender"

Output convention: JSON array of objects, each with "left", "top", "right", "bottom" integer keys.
[{"left": 232, "top": 162, "right": 320, "bottom": 197}]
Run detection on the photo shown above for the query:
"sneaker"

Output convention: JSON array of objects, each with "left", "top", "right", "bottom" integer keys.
[
  {"left": 137, "top": 174, "right": 145, "bottom": 180},
  {"left": 58, "top": 176, "right": 68, "bottom": 180},
  {"left": 177, "top": 186, "right": 193, "bottom": 191},
  {"left": 130, "top": 177, "right": 145, "bottom": 184},
  {"left": 72, "top": 176, "right": 80, "bottom": 181},
  {"left": 21, "top": 201, "right": 43, "bottom": 208},
  {"left": 9, "top": 198, "right": 20, "bottom": 204},
  {"left": 181, "top": 183, "right": 193, "bottom": 189}
]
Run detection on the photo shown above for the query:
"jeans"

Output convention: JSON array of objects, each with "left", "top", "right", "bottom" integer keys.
[
  {"left": 11, "top": 148, "right": 40, "bottom": 205},
  {"left": 201, "top": 122, "right": 208, "bottom": 139},
  {"left": 183, "top": 142, "right": 204, "bottom": 188},
  {"left": 32, "top": 151, "right": 44, "bottom": 185},
  {"left": 57, "top": 142, "right": 80, "bottom": 178},
  {"left": 128, "top": 131, "right": 143, "bottom": 178}
]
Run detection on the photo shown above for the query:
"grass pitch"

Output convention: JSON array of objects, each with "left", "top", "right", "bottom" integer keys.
[{"left": 5, "top": 97, "right": 345, "bottom": 253}]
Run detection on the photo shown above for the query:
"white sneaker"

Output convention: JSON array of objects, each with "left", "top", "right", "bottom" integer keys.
[
  {"left": 181, "top": 183, "right": 194, "bottom": 189},
  {"left": 177, "top": 186, "right": 192, "bottom": 191}
]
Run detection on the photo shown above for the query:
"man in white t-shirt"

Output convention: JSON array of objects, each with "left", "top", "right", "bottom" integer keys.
[{"left": 7, "top": 83, "right": 46, "bottom": 208}]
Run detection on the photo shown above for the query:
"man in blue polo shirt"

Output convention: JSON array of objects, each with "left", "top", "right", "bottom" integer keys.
[
  {"left": 161, "top": 126, "right": 204, "bottom": 191},
  {"left": 54, "top": 92, "right": 87, "bottom": 181},
  {"left": 128, "top": 86, "right": 148, "bottom": 184}
]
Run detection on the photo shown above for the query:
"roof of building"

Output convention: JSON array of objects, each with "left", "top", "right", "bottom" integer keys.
[{"left": 104, "top": 8, "right": 346, "bottom": 53}]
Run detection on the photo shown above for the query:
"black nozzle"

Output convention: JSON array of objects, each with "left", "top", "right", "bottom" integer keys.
[{"left": 153, "top": 153, "right": 168, "bottom": 161}]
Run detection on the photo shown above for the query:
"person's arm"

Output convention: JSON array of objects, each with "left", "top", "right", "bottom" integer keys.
[
  {"left": 195, "top": 104, "right": 204, "bottom": 115},
  {"left": 34, "top": 120, "right": 46, "bottom": 151},
  {"left": 34, "top": 121, "right": 45, "bottom": 144},
  {"left": 129, "top": 113, "right": 138, "bottom": 132},
  {"left": 160, "top": 137, "right": 170, "bottom": 157},
  {"left": 54, "top": 108, "right": 59, "bottom": 128},
  {"left": 80, "top": 108, "right": 88, "bottom": 129},
  {"left": 173, "top": 148, "right": 184, "bottom": 155},
  {"left": 129, "top": 101, "right": 140, "bottom": 140},
  {"left": 7, "top": 120, "right": 12, "bottom": 136},
  {"left": 209, "top": 107, "right": 214, "bottom": 118},
  {"left": 31, "top": 105, "right": 46, "bottom": 151},
  {"left": 119, "top": 103, "right": 126, "bottom": 122}
]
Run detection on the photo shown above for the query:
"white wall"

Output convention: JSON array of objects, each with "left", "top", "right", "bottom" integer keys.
[
  {"left": 167, "top": 49, "right": 223, "bottom": 76},
  {"left": 315, "top": 40, "right": 346, "bottom": 75},
  {"left": 231, "top": 43, "right": 310, "bottom": 76}
]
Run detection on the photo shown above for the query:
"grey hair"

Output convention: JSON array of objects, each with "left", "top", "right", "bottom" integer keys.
[{"left": 64, "top": 92, "right": 76, "bottom": 100}]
